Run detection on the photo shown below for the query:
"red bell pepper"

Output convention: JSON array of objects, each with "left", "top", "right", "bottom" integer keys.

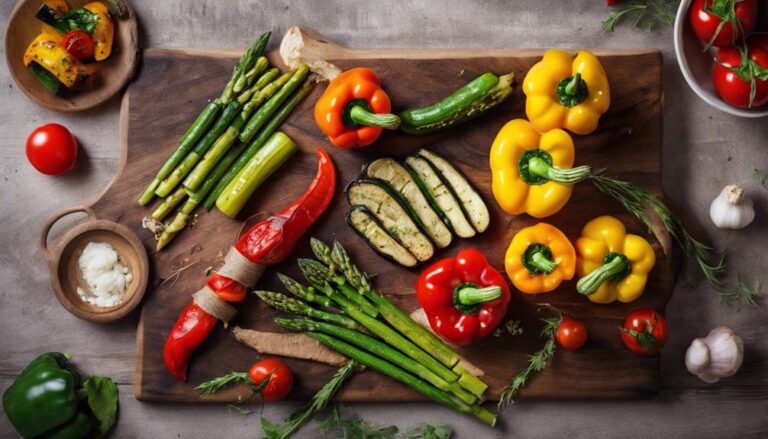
[
  {"left": 416, "top": 248, "right": 511, "bottom": 346},
  {"left": 163, "top": 149, "right": 336, "bottom": 382}
]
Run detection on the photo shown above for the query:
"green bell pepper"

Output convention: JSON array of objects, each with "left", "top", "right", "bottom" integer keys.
[{"left": 2, "top": 352, "right": 118, "bottom": 439}]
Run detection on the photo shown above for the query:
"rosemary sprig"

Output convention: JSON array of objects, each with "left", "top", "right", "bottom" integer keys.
[
  {"left": 602, "top": 0, "right": 678, "bottom": 32},
  {"left": 589, "top": 174, "right": 727, "bottom": 291},
  {"left": 498, "top": 309, "right": 562, "bottom": 409},
  {"left": 720, "top": 273, "right": 761, "bottom": 307},
  {"left": 261, "top": 360, "right": 359, "bottom": 439}
]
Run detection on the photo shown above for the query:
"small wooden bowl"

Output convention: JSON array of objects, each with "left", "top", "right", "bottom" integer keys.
[
  {"left": 39, "top": 205, "right": 149, "bottom": 322},
  {"left": 4, "top": 0, "right": 140, "bottom": 112}
]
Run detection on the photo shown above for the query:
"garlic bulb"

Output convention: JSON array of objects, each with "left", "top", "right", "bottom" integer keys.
[
  {"left": 709, "top": 185, "right": 754, "bottom": 229},
  {"left": 685, "top": 326, "right": 743, "bottom": 383}
]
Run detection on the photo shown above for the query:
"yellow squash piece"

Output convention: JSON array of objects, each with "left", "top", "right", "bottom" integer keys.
[
  {"left": 523, "top": 49, "right": 610, "bottom": 135},
  {"left": 23, "top": 33, "right": 92, "bottom": 89},
  {"left": 84, "top": 2, "right": 114, "bottom": 61},
  {"left": 490, "top": 118, "right": 591, "bottom": 218},
  {"left": 575, "top": 215, "right": 656, "bottom": 304}
]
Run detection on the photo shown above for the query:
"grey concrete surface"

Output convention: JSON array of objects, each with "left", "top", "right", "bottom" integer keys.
[{"left": 1, "top": 1, "right": 767, "bottom": 438}]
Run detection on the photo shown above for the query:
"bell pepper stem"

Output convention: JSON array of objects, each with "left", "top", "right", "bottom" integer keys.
[
  {"left": 565, "top": 72, "right": 582, "bottom": 96},
  {"left": 528, "top": 157, "right": 592, "bottom": 184},
  {"left": 455, "top": 284, "right": 503, "bottom": 306},
  {"left": 348, "top": 104, "right": 401, "bottom": 129},
  {"left": 556, "top": 73, "right": 589, "bottom": 107},
  {"left": 577, "top": 253, "right": 630, "bottom": 295},
  {"left": 530, "top": 251, "right": 557, "bottom": 273}
]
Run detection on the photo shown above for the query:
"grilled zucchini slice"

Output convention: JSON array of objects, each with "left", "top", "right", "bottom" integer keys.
[
  {"left": 347, "top": 205, "right": 419, "bottom": 267},
  {"left": 346, "top": 179, "right": 435, "bottom": 262},
  {"left": 418, "top": 149, "right": 490, "bottom": 233},
  {"left": 404, "top": 156, "right": 476, "bottom": 239},
  {"left": 366, "top": 158, "right": 453, "bottom": 249}
]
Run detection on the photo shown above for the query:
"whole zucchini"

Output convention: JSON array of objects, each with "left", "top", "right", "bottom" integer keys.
[{"left": 399, "top": 72, "right": 515, "bottom": 135}]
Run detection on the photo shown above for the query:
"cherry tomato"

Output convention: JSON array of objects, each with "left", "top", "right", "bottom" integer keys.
[
  {"left": 61, "top": 30, "right": 95, "bottom": 60},
  {"left": 26, "top": 123, "right": 78, "bottom": 175},
  {"left": 248, "top": 358, "right": 293, "bottom": 401},
  {"left": 689, "top": 0, "right": 757, "bottom": 48},
  {"left": 556, "top": 315, "right": 588, "bottom": 351},
  {"left": 619, "top": 309, "right": 669, "bottom": 355},
  {"left": 713, "top": 39, "right": 768, "bottom": 108}
]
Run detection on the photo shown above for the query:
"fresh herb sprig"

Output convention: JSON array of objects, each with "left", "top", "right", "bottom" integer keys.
[
  {"left": 602, "top": 0, "right": 679, "bottom": 32},
  {"left": 261, "top": 360, "right": 359, "bottom": 439},
  {"left": 751, "top": 166, "right": 768, "bottom": 188},
  {"left": 319, "top": 405, "right": 453, "bottom": 439},
  {"left": 195, "top": 372, "right": 271, "bottom": 395},
  {"left": 720, "top": 273, "right": 761, "bottom": 307},
  {"left": 498, "top": 308, "right": 562, "bottom": 409}
]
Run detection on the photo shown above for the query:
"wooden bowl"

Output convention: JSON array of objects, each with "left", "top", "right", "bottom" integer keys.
[
  {"left": 4, "top": 0, "right": 140, "bottom": 112},
  {"left": 39, "top": 205, "right": 149, "bottom": 322}
]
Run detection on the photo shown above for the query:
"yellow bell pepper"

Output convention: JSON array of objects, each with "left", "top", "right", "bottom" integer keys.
[
  {"left": 83, "top": 2, "right": 114, "bottom": 61},
  {"left": 505, "top": 223, "right": 576, "bottom": 294},
  {"left": 575, "top": 215, "right": 656, "bottom": 304},
  {"left": 523, "top": 49, "right": 610, "bottom": 135},
  {"left": 23, "top": 33, "right": 92, "bottom": 89},
  {"left": 489, "top": 118, "right": 592, "bottom": 218}
]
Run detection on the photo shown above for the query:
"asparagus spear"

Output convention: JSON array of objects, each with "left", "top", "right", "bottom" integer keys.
[
  {"left": 285, "top": 271, "right": 462, "bottom": 386},
  {"left": 255, "top": 291, "right": 358, "bottom": 329},
  {"left": 151, "top": 187, "right": 187, "bottom": 221},
  {"left": 305, "top": 332, "right": 497, "bottom": 426},
  {"left": 204, "top": 77, "right": 315, "bottom": 209},
  {"left": 137, "top": 33, "right": 270, "bottom": 205},
  {"left": 154, "top": 57, "right": 271, "bottom": 197},
  {"left": 298, "top": 258, "right": 379, "bottom": 317},
  {"left": 277, "top": 318, "right": 477, "bottom": 405},
  {"left": 310, "top": 238, "right": 488, "bottom": 397},
  {"left": 182, "top": 69, "right": 290, "bottom": 192},
  {"left": 277, "top": 273, "right": 336, "bottom": 308}
]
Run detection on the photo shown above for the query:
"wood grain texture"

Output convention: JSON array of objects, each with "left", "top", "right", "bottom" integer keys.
[
  {"left": 98, "top": 37, "right": 669, "bottom": 402},
  {"left": 4, "top": 0, "right": 139, "bottom": 112}
]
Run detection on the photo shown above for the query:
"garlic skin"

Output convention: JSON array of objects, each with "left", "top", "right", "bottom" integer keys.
[
  {"left": 709, "top": 185, "right": 755, "bottom": 229},
  {"left": 685, "top": 326, "right": 744, "bottom": 383}
]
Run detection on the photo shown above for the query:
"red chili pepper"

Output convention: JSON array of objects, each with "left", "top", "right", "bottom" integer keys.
[
  {"left": 163, "top": 149, "right": 336, "bottom": 382},
  {"left": 606, "top": 0, "right": 617, "bottom": 6},
  {"left": 416, "top": 248, "right": 512, "bottom": 346}
]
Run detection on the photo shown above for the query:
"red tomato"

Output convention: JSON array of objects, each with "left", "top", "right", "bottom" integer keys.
[
  {"left": 619, "top": 309, "right": 669, "bottom": 355},
  {"left": 556, "top": 315, "right": 588, "bottom": 351},
  {"left": 713, "top": 39, "right": 768, "bottom": 108},
  {"left": 248, "top": 359, "right": 293, "bottom": 401},
  {"left": 25, "top": 123, "right": 78, "bottom": 175},
  {"left": 61, "top": 30, "right": 95, "bottom": 60},
  {"left": 689, "top": 0, "right": 757, "bottom": 48}
]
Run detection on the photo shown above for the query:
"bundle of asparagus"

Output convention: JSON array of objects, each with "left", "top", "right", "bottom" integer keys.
[
  {"left": 137, "top": 32, "right": 315, "bottom": 250},
  {"left": 256, "top": 238, "right": 497, "bottom": 426}
]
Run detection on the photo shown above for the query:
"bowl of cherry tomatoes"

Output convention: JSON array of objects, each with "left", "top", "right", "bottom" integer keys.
[{"left": 674, "top": 0, "right": 768, "bottom": 117}]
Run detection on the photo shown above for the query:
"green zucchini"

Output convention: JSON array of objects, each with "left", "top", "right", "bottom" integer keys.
[
  {"left": 418, "top": 149, "right": 490, "bottom": 233},
  {"left": 345, "top": 179, "right": 434, "bottom": 262},
  {"left": 28, "top": 63, "right": 61, "bottom": 94},
  {"left": 404, "top": 156, "right": 476, "bottom": 239},
  {"left": 366, "top": 158, "right": 453, "bottom": 249},
  {"left": 347, "top": 205, "right": 419, "bottom": 268},
  {"left": 399, "top": 72, "right": 515, "bottom": 135}
]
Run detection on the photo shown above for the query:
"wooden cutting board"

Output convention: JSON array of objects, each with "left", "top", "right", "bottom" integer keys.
[{"left": 116, "top": 31, "right": 671, "bottom": 402}]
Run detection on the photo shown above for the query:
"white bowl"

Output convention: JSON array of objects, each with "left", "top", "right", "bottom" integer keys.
[{"left": 673, "top": 0, "right": 768, "bottom": 118}]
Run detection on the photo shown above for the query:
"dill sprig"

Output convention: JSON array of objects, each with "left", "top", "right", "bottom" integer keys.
[
  {"left": 261, "top": 360, "right": 359, "bottom": 439},
  {"left": 720, "top": 273, "right": 761, "bottom": 307},
  {"left": 498, "top": 308, "right": 562, "bottom": 409},
  {"left": 602, "top": 0, "right": 678, "bottom": 32}
]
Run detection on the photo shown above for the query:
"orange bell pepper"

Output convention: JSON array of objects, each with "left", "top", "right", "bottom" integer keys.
[
  {"left": 314, "top": 68, "right": 400, "bottom": 149},
  {"left": 505, "top": 223, "right": 576, "bottom": 294}
]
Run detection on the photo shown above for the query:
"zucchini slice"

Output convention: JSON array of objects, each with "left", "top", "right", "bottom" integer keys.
[
  {"left": 418, "top": 149, "right": 490, "bottom": 233},
  {"left": 346, "top": 179, "right": 435, "bottom": 262},
  {"left": 404, "top": 156, "right": 476, "bottom": 239},
  {"left": 347, "top": 205, "right": 419, "bottom": 268},
  {"left": 366, "top": 158, "right": 453, "bottom": 249}
]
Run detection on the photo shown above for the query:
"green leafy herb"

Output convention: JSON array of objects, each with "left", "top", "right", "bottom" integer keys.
[
  {"left": 63, "top": 8, "right": 101, "bottom": 34},
  {"left": 602, "top": 1, "right": 678, "bottom": 32},
  {"left": 81, "top": 375, "right": 119, "bottom": 439},
  {"left": 751, "top": 166, "right": 768, "bottom": 188},
  {"left": 720, "top": 273, "right": 761, "bottom": 307},
  {"left": 494, "top": 319, "right": 524, "bottom": 337},
  {"left": 227, "top": 403, "right": 254, "bottom": 417},
  {"left": 498, "top": 309, "right": 562, "bottom": 409},
  {"left": 195, "top": 372, "right": 271, "bottom": 396},
  {"left": 261, "top": 360, "right": 359, "bottom": 439},
  {"left": 318, "top": 405, "right": 453, "bottom": 439}
]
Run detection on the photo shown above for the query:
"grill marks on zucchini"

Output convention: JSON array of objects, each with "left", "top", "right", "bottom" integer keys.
[
  {"left": 347, "top": 206, "right": 419, "bottom": 268},
  {"left": 418, "top": 149, "right": 490, "bottom": 233},
  {"left": 404, "top": 155, "right": 476, "bottom": 239},
  {"left": 366, "top": 158, "right": 453, "bottom": 249},
  {"left": 346, "top": 149, "right": 490, "bottom": 267},
  {"left": 346, "top": 179, "right": 435, "bottom": 262}
]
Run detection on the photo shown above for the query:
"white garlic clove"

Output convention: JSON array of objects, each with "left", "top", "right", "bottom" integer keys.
[
  {"left": 685, "top": 338, "right": 710, "bottom": 375},
  {"left": 685, "top": 326, "right": 744, "bottom": 384},
  {"left": 709, "top": 185, "right": 755, "bottom": 230}
]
